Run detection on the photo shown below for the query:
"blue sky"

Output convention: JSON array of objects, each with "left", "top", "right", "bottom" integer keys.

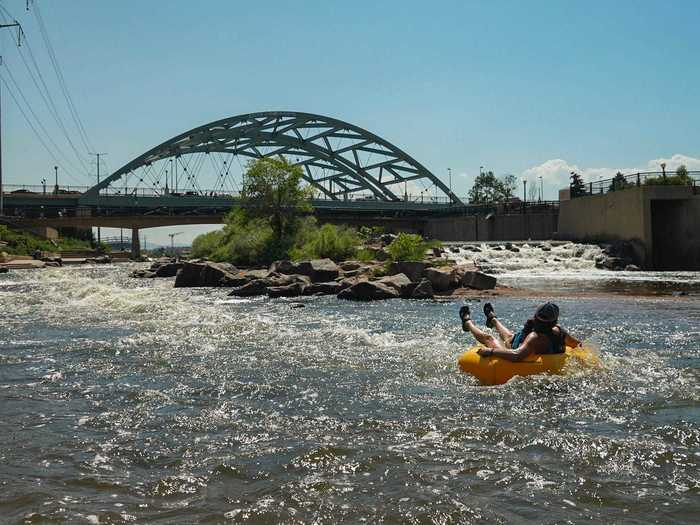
[{"left": 1, "top": 0, "right": 699, "bottom": 245}]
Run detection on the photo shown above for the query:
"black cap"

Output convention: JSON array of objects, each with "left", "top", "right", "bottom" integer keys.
[{"left": 535, "top": 302, "right": 559, "bottom": 323}]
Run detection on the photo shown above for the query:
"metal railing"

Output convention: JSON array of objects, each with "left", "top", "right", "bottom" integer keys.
[{"left": 571, "top": 170, "right": 700, "bottom": 198}]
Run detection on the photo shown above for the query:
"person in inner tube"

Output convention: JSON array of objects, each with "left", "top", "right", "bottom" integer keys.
[{"left": 459, "top": 302, "right": 582, "bottom": 361}]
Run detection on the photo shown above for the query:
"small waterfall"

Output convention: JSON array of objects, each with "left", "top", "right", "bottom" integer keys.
[{"left": 444, "top": 242, "right": 605, "bottom": 276}]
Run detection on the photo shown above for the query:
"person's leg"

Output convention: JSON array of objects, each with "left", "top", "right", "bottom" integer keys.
[
  {"left": 483, "top": 302, "right": 514, "bottom": 347},
  {"left": 465, "top": 320, "right": 502, "bottom": 349},
  {"left": 461, "top": 305, "right": 503, "bottom": 350},
  {"left": 492, "top": 318, "right": 514, "bottom": 348}
]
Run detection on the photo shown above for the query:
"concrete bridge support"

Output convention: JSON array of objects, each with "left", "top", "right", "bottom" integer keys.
[{"left": 131, "top": 228, "right": 141, "bottom": 259}]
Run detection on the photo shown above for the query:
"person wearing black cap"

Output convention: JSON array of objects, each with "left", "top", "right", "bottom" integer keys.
[{"left": 458, "top": 302, "right": 581, "bottom": 361}]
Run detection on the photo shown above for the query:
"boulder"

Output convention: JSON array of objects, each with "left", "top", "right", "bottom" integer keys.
[
  {"left": 0, "top": 267, "right": 8, "bottom": 274},
  {"left": 220, "top": 272, "right": 254, "bottom": 287},
  {"left": 174, "top": 261, "right": 238, "bottom": 287},
  {"left": 423, "top": 266, "right": 459, "bottom": 292},
  {"left": 410, "top": 278, "right": 434, "bottom": 299},
  {"left": 388, "top": 261, "right": 426, "bottom": 282},
  {"left": 270, "top": 259, "right": 339, "bottom": 282},
  {"left": 596, "top": 256, "right": 624, "bottom": 270},
  {"left": 339, "top": 261, "right": 362, "bottom": 271},
  {"left": 267, "top": 282, "right": 305, "bottom": 298},
  {"left": 269, "top": 260, "right": 297, "bottom": 274},
  {"left": 299, "top": 259, "right": 340, "bottom": 282},
  {"left": 227, "top": 279, "right": 269, "bottom": 297},
  {"left": 338, "top": 276, "right": 367, "bottom": 289},
  {"left": 302, "top": 281, "right": 345, "bottom": 296},
  {"left": 462, "top": 271, "right": 497, "bottom": 290},
  {"left": 246, "top": 269, "right": 271, "bottom": 280},
  {"left": 505, "top": 243, "right": 520, "bottom": 253},
  {"left": 266, "top": 273, "right": 311, "bottom": 287},
  {"left": 624, "top": 264, "right": 641, "bottom": 272},
  {"left": 337, "top": 281, "right": 399, "bottom": 301},
  {"left": 378, "top": 273, "right": 412, "bottom": 295},
  {"left": 153, "top": 261, "right": 182, "bottom": 277}
]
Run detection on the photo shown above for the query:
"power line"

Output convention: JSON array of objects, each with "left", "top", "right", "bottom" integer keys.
[
  {"left": 0, "top": 73, "right": 82, "bottom": 184},
  {"left": 2, "top": 61, "right": 82, "bottom": 178},
  {"left": 18, "top": 37, "right": 90, "bottom": 175},
  {"left": 0, "top": 2, "right": 91, "bottom": 178},
  {"left": 32, "top": 1, "right": 94, "bottom": 154}
]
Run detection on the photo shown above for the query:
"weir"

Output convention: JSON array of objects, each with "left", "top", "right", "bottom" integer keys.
[{"left": 557, "top": 185, "right": 700, "bottom": 270}]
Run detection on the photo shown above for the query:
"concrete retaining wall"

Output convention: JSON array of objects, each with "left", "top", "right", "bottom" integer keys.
[
  {"left": 425, "top": 213, "right": 558, "bottom": 242},
  {"left": 557, "top": 185, "right": 700, "bottom": 269}
]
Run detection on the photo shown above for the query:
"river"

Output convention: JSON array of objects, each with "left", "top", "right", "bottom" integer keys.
[{"left": 1, "top": 263, "right": 699, "bottom": 523}]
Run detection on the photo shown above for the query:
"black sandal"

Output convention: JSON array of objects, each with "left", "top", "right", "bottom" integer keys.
[
  {"left": 459, "top": 305, "right": 471, "bottom": 322},
  {"left": 484, "top": 302, "right": 496, "bottom": 328}
]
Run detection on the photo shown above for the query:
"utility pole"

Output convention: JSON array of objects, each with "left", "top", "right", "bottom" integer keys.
[
  {"left": 0, "top": 21, "right": 23, "bottom": 217},
  {"left": 168, "top": 231, "right": 184, "bottom": 255},
  {"left": 89, "top": 152, "right": 107, "bottom": 244}
]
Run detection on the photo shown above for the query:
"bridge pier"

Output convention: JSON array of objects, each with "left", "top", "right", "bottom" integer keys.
[{"left": 131, "top": 228, "right": 141, "bottom": 259}]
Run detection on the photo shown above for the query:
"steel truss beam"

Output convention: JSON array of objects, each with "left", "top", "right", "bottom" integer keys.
[{"left": 83, "top": 112, "right": 462, "bottom": 204}]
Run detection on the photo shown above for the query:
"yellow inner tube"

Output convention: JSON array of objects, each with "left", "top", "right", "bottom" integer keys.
[{"left": 458, "top": 345, "right": 601, "bottom": 385}]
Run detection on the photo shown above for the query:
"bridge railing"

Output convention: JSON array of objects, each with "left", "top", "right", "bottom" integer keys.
[
  {"left": 3, "top": 183, "right": 472, "bottom": 205},
  {"left": 570, "top": 170, "right": 700, "bottom": 198}
]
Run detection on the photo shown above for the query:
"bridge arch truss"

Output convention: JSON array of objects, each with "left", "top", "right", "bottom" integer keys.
[{"left": 85, "top": 111, "right": 462, "bottom": 204}]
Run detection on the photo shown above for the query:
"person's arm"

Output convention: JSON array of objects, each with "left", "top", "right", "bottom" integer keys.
[
  {"left": 477, "top": 337, "right": 534, "bottom": 362},
  {"left": 560, "top": 328, "right": 582, "bottom": 348}
]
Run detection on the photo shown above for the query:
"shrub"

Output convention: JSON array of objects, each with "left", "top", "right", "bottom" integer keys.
[
  {"left": 355, "top": 248, "right": 376, "bottom": 263},
  {"left": 290, "top": 222, "right": 360, "bottom": 261},
  {"left": 644, "top": 173, "right": 694, "bottom": 186},
  {"left": 213, "top": 219, "right": 283, "bottom": 266},
  {"left": 386, "top": 233, "right": 428, "bottom": 262},
  {"left": 191, "top": 229, "right": 225, "bottom": 259}
]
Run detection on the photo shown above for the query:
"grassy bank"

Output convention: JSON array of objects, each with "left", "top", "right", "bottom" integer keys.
[{"left": 0, "top": 225, "right": 93, "bottom": 256}]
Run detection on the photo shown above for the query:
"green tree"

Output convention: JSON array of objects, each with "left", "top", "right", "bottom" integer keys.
[
  {"left": 676, "top": 164, "right": 689, "bottom": 178},
  {"left": 609, "top": 171, "right": 632, "bottom": 191},
  {"left": 239, "top": 157, "right": 313, "bottom": 242},
  {"left": 468, "top": 171, "right": 517, "bottom": 204},
  {"left": 570, "top": 172, "right": 587, "bottom": 197}
]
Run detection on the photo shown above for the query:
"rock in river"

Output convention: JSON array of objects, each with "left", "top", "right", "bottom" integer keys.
[
  {"left": 270, "top": 259, "right": 339, "bottom": 282},
  {"left": 174, "top": 260, "right": 238, "bottom": 287},
  {"left": 337, "top": 281, "right": 399, "bottom": 301},
  {"left": 461, "top": 271, "right": 497, "bottom": 290},
  {"left": 267, "top": 282, "right": 305, "bottom": 298}
]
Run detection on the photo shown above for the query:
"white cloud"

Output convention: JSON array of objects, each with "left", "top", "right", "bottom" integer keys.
[{"left": 520, "top": 153, "right": 700, "bottom": 200}]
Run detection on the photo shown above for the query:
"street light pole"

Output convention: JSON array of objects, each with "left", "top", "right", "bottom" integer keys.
[
  {"left": 54, "top": 165, "right": 58, "bottom": 194},
  {"left": 522, "top": 179, "right": 527, "bottom": 203},
  {"left": 447, "top": 167, "right": 452, "bottom": 195},
  {"left": 89, "top": 152, "right": 107, "bottom": 245},
  {"left": 539, "top": 176, "right": 543, "bottom": 201}
]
